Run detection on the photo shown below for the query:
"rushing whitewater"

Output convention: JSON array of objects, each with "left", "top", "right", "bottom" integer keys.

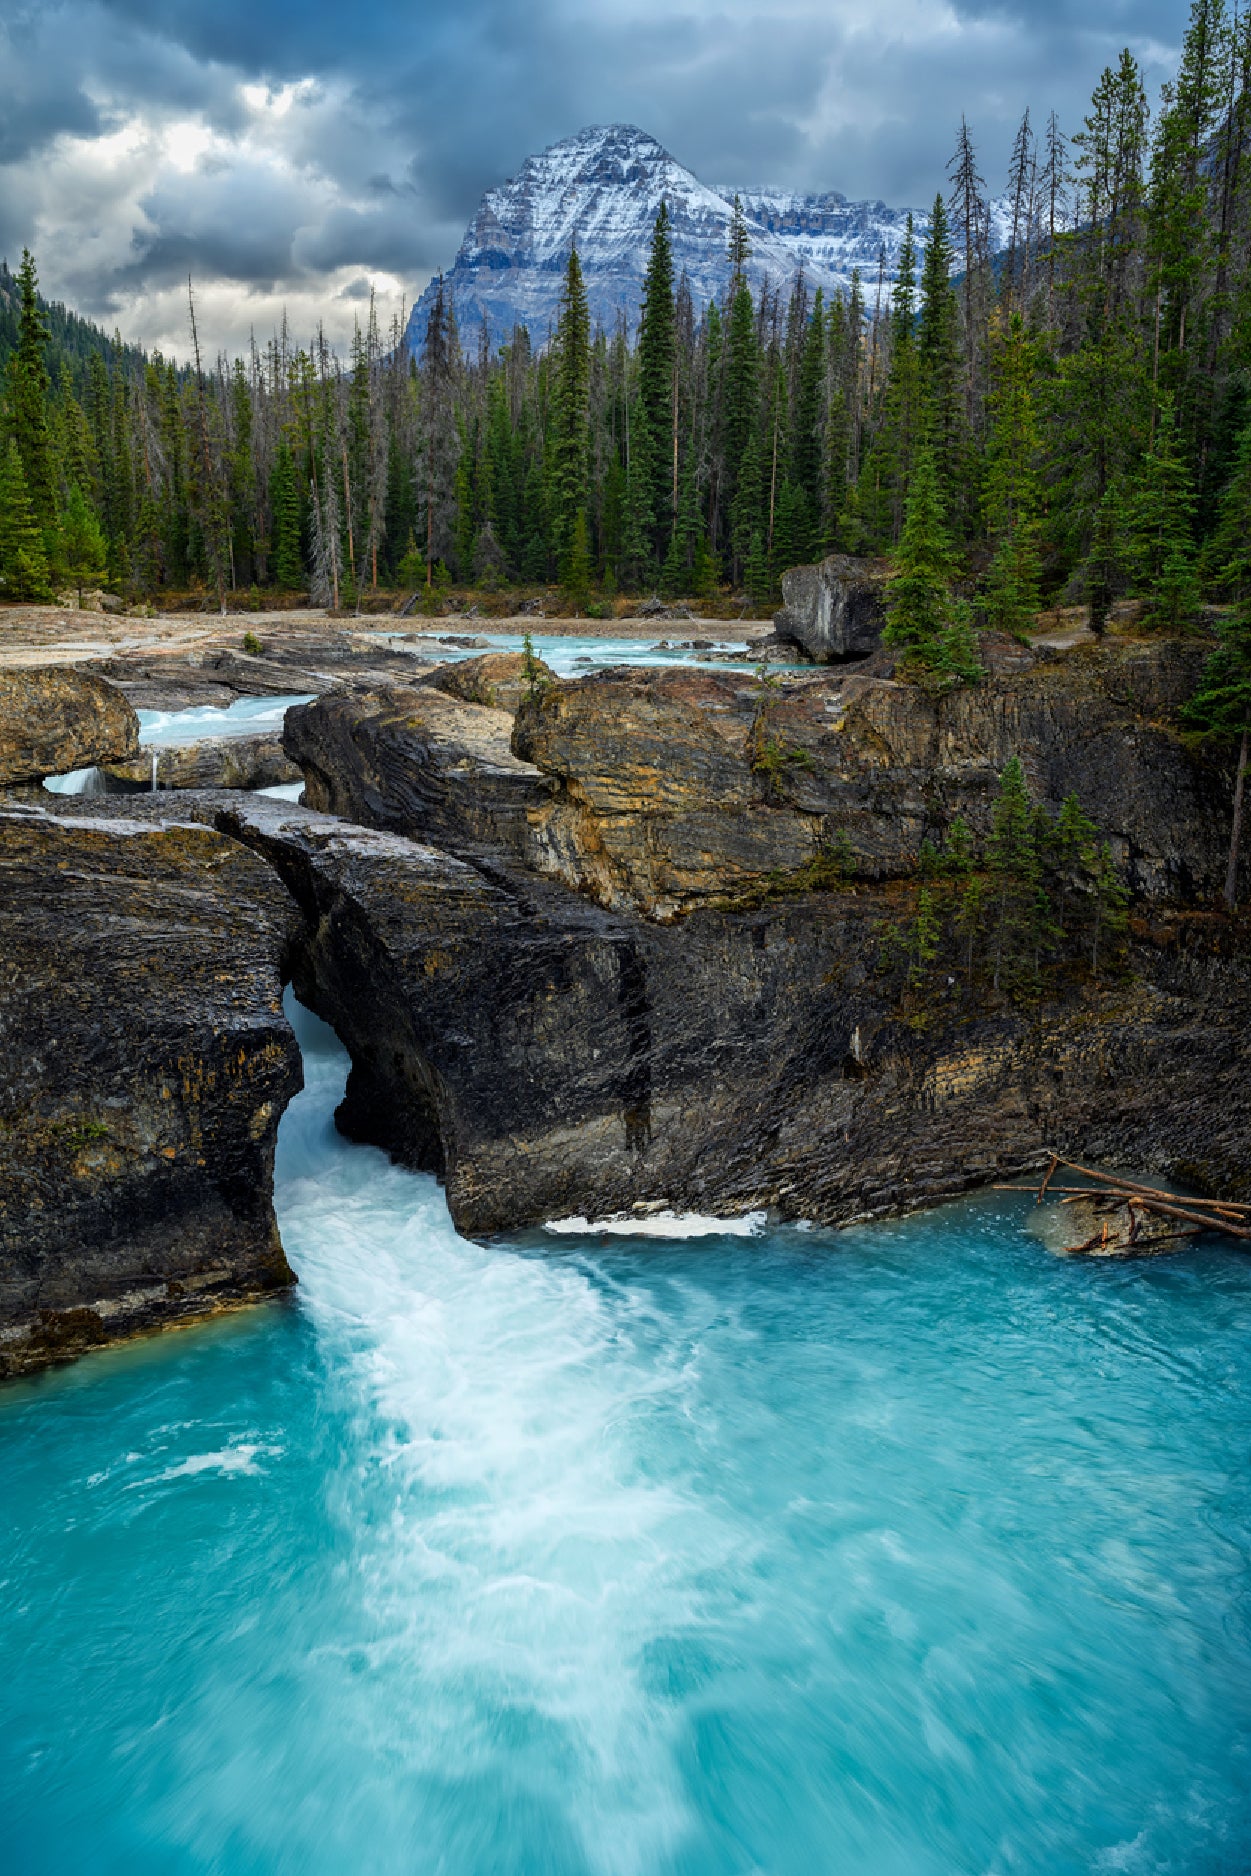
[{"left": 2, "top": 998, "right": 1249, "bottom": 1873}]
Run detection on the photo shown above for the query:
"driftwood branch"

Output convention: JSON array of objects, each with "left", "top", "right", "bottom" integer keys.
[{"left": 993, "top": 1157, "right": 1251, "bottom": 1248}]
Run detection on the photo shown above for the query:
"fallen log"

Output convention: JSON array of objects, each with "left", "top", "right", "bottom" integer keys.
[
  {"left": 1051, "top": 1159, "right": 1251, "bottom": 1218},
  {"left": 996, "top": 1184, "right": 1250, "bottom": 1216}
]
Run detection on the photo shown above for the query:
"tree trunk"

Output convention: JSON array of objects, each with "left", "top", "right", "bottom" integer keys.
[{"left": 1225, "top": 724, "right": 1249, "bottom": 910}]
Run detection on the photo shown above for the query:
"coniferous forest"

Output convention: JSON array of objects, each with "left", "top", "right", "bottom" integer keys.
[{"left": 3, "top": 0, "right": 1251, "bottom": 659}]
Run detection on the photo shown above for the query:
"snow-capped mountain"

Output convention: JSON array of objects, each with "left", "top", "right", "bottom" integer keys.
[{"left": 404, "top": 125, "right": 972, "bottom": 356}]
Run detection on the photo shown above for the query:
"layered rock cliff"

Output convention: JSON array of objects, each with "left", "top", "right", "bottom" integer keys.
[
  {"left": 288, "top": 641, "right": 1232, "bottom": 918},
  {"left": 5, "top": 633, "right": 1247, "bottom": 1377},
  {"left": 208, "top": 796, "right": 1251, "bottom": 1241}
]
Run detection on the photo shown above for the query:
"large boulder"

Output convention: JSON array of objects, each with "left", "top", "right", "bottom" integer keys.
[
  {"left": 773, "top": 554, "right": 890, "bottom": 663},
  {"left": 0, "top": 806, "right": 303, "bottom": 1376},
  {"left": 213, "top": 795, "right": 1251, "bottom": 1240},
  {"left": 103, "top": 732, "right": 300, "bottom": 792},
  {"left": 425, "top": 649, "right": 555, "bottom": 715},
  {"left": 0, "top": 666, "right": 139, "bottom": 784}
]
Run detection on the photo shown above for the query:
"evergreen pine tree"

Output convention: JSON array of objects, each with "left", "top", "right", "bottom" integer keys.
[
  {"left": 916, "top": 194, "right": 966, "bottom": 520},
  {"left": 621, "top": 396, "right": 656, "bottom": 587},
  {"left": 6, "top": 250, "right": 56, "bottom": 536},
  {"left": 550, "top": 247, "right": 591, "bottom": 577},
  {"left": 637, "top": 203, "right": 676, "bottom": 546},
  {"left": 982, "top": 313, "right": 1043, "bottom": 638},
  {"left": 744, "top": 526, "right": 770, "bottom": 605},
  {"left": 269, "top": 443, "right": 304, "bottom": 588},
  {"left": 791, "top": 289, "right": 825, "bottom": 520},
  {"left": 59, "top": 483, "right": 108, "bottom": 603},
  {"left": 1202, "top": 413, "right": 1251, "bottom": 596},
  {"left": 0, "top": 437, "right": 52, "bottom": 599},
  {"left": 987, "top": 757, "right": 1052, "bottom": 993},
  {"left": 562, "top": 508, "right": 592, "bottom": 609},
  {"left": 1182, "top": 604, "right": 1251, "bottom": 904},
  {"left": 883, "top": 446, "right": 966, "bottom": 676},
  {"left": 1086, "top": 481, "right": 1131, "bottom": 633},
  {"left": 1125, "top": 396, "right": 1200, "bottom": 628},
  {"left": 872, "top": 215, "right": 922, "bottom": 543},
  {"left": 1049, "top": 53, "right": 1151, "bottom": 580},
  {"left": 721, "top": 279, "right": 760, "bottom": 573}
]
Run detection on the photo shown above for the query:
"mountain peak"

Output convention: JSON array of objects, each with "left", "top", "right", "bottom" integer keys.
[{"left": 405, "top": 127, "right": 923, "bottom": 354}]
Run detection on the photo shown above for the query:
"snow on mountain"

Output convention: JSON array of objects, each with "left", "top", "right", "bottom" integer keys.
[{"left": 404, "top": 125, "right": 1007, "bottom": 356}]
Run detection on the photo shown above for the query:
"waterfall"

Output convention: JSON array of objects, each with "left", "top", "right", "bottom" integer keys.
[
  {"left": 43, "top": 766, "right": 106, "bottom": 796},
  {"left": 150, "top": 750, "right": 159, "bottom": 792}
]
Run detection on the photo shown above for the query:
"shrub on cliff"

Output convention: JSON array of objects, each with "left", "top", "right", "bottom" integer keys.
[{"left": 878, "top": 761, "right": 1130, "bottom": 1010}]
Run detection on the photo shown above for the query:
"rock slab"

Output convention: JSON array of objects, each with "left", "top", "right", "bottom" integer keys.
[
  {"left": 0, "top": 667, "right": 139, "bottom": 784},
  {"left": 103, "top": 733, "right": 301, "bottom": 792}
]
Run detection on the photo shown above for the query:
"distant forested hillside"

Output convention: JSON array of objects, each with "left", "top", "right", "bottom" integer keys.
[{"left": 0, "top": 259, "right": 148, "bottom": 397}]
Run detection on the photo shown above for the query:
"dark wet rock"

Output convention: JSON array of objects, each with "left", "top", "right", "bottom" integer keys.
[
  {"left": 103, "top": 732, "right": 301, "bottom": 792},
  {"left": 0, "top": 805, "right": 303, "bottom": 1377},
  {"left": 773, "top": 554, "right": 890, "bottom": 663},
  {"left": 85, "top": 640, "right": 439, "bottom": 712},
  {"left": 285, "top": 683, "right": 558, "bottom": 861},
  {"left": 0, "top": 666, "right": 139, "bottom": 784}
]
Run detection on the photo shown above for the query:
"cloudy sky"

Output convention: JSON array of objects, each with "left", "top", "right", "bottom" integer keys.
[{"left": 2, "top": 0, "right": 1186, "bottom": 359}]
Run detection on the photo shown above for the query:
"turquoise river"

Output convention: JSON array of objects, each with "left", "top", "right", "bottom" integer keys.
[{"left": 2, "top": 1000, "right": 1249, "bottom": 1874}]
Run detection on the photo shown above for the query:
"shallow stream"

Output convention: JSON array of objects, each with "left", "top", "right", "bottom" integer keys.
[
  {"left": 2, "top": 1000, "right": 1249, "bottom": 1873},
  {"left": 391, "top": 629, "right": 790, "bottom": 677}
]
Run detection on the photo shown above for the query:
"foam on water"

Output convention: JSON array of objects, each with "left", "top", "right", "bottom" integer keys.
[
  {"left": 545, "top": 1209, "right": 767, "bottom": 1238},
  {"left": 1, "top": 996, "right": 1249, "bottom": 1874}
]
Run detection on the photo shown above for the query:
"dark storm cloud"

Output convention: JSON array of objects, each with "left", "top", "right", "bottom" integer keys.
[{"left": 0, "top": 0, "right": 1192, "bottom": 351}]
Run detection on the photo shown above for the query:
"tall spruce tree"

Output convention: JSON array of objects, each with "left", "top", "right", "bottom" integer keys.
[
  {"left": 551, "top": 245, "right": 588, "bottom": 577},
  {"left": 59, "top": 483, "right": 108, "bottom": 603},
  {"left": 883, "top": 445, "right": 964, "bottom": 674},
  {"left": 269, "top": 443, "right": 304, "bottom": 588},
  {"left": 6, "top": 250, "right": 56, "bottom": 541},
  {"left": 0, "top": 437, "right": 52, "bottom": 599},
  {"left": 1126, "top": 396, "right": 1200, "bottom": 627},
  {"left": 917, "top": 194, "right": 965, "bottom": 521},
  {"left": 987, "top": 757, "right": 1052, "bottom": 993},
  {"left": 982, "top": 314, "right": 1043, "bottom": 637},
  {"left": 721, "top": 278, "right": 760, "bottom": 579},
  {"left": 1183, "top": 607, "right": 1251, "bottom": 905},
  {"left": 1050, "top": 51, "right": 1151, "bottom": 578},
  {"left": 637, "top": 203, "right": 676, "bottom": 549}
]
